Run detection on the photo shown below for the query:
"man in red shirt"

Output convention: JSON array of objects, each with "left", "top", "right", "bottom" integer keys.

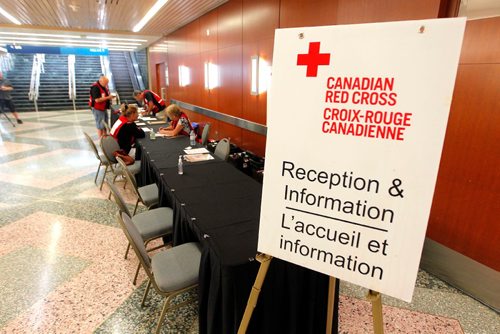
[
  {"left": 133, "top": 89, "right": 166, "bottom": 116},
  {"left": 89, "top": 75, "right": 114, "bottom": 138}
]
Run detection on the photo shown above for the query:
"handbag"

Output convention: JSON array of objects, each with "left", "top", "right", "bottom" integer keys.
[{"left": 113, "top": 149, "right": 135, "bottom": 165}]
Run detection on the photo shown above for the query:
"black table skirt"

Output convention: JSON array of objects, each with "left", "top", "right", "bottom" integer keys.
[{"left": 135, "top": 136, "right": 339, "bottom": 334}]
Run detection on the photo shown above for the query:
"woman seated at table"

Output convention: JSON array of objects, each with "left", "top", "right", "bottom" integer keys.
[
  {"left": 158, "top": 104, "right": 193, "bottom": 137},
  {"left": 110, "top": 104, "right": 145, "bottom": 159}
]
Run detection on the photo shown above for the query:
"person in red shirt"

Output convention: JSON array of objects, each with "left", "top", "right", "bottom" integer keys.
[
  {"left": 158, "top": 104, "right": 193, "bottom": 137},
  {"left": 110, "top": 104, "right": 145, "bottom": 159},
  {"left": 89, "top": 75, "right": 114, "bottom": 138},
  {"left": 133, "top": 89, "right": 166, "bottom": 116}
]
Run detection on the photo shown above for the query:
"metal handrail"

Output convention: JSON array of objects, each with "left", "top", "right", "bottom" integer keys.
[
  {"left": 68, "top": 55, "right": 76, "bottom": 111},
  {"left": 126, "top": 52, "right": 145, "bottom": 91},
  {"left": 29, "top": 54, "right": 45, "bottom": 112},
  {"left": 0, "top": 53, "right": 14, "bottom": 73},
  {"left": 100, "top": 55, "right": 116, "bottom": 93}
]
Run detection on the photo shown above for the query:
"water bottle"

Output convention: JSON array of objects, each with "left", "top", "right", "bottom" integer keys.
[
  {"left": 190, "top": 130, "right": 196, "bottom": 146},
  {"left": 178, "top": 155, "right": 184, "bottom": 175},
  {"left": 149, "top": 129, "right": 156, "bottom": 140}
]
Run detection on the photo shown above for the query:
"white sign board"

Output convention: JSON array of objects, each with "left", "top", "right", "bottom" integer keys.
[{"left": 258, "top": 18, "right": 465, "bottom": 302}]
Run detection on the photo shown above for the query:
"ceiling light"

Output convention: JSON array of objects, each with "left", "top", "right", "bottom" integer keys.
[
  {"left": 108, "top": 48, "right": 137, "bottom": 51},
  {"left": 133, "top": 0, "right": 169, "bottom": 32},
  {"left": 1, "top": 40, "right": 136, "bottom": 50},
  {"left": 0, "top": 6, "right": 21, "bottom": 25},
  {"left": 86, "top": 36, "right": 148, "bottom": 42},
  {"left": 0, "top": 36, "right": 141, "bottom": 46},
  {"left": 0, "top": 32, "right": 81, "bottom": 39}
]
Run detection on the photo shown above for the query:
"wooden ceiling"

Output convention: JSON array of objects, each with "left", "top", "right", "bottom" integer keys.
[{"left": 0, "top": 0, "right": 228, "bottom": 37}]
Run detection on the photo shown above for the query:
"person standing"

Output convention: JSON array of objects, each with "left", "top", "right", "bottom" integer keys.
[
  {"left": 89, "top": 75, "right": 113, "bottom": 138},
  {"left": 133, "top": 89, "right": 166, "bottom": 116},
  {"left": 0, "top": 72, "right": 23, "bottom": 124}
]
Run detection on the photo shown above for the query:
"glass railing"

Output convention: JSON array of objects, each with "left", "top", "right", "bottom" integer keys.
[{"left": 0, "top": 52, "right": 14, "bottom": 73}]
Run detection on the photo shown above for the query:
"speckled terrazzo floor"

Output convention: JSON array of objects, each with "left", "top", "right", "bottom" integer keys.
[{"left": 0, "top": 110, "right": 498, "bottom": 334}]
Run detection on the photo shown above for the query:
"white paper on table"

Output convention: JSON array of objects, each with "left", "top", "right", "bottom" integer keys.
[
  {"left": 136, "top": 122, "right": 146, "bottom": 125},
  {"left": 141, "top": 127, "right": 152, "bottom": 132},
  {"left": 140, "top": 117, "right": 156, "bottom": 121},
  {"left": 184, "top": 153, "right": 214, "bottom": 162},
  {"left": 155, "top": 133, "right": 168, "bottom": 137},
  {"left": 184, "top": 147, "right": 210, "bottom": 155}
]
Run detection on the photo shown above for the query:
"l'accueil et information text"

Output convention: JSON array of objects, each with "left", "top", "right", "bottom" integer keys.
[{"left": 277, "top": 160, "right": 405, "bottom": 280}]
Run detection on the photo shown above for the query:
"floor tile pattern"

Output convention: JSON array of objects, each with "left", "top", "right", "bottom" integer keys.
[{"left": 0, "top": 110, "right": 498, "bottom": 334}]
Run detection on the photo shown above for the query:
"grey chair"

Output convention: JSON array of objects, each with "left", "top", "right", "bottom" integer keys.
[
  {"left": 119, "top": 212, "right": 201, "bottom": 334},
  {"left": 83, "top": 132, "right": 111, "bottom": 189},
  {"left": 200, "top": 122, "right": 211, "bottom": 146},
  {"left": 99, "top": 136, "right": 141, "bottom": 189},
  {"left": 107, "top": 180, "right": 173, "bottom": 285},
  {"left": 214, "top": 138, "right": 230, "bottom": 161},
  {"left": 116, "top": 156, "right": 159, "bottom": 215}
]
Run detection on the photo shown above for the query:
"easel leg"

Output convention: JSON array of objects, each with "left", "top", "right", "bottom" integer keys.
[
  {"left": 367, "top": 290, "right": 384, "bottom": 334},
  {"left": 326, "top": 277, "right": 337, "bottom": 334},
  {"left": 237, "top": 254, "right": 273, "bottom": 334}
]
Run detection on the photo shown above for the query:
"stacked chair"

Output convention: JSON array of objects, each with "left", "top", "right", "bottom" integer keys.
[
  {"left": 107, "top": 180, "right": 171, "bottom": 285},
  {"left": 118, "top": 212, "right": 201, "bottom": 334},
  {"left": 99, "top": 136, "right": 141, "bottom": 189},
  {"left": 116, "top": 156, "right": 159, "bottom": 215},
  {"left": 83, "top": 132, "right": 111, "bottom": 190},
  {"left": 214, "top": 138, "right": 231, "bottom": 161}
]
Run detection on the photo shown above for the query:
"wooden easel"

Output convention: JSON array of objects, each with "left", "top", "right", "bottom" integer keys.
[
  {"left": 237, "top": 253, "right": 385, "bottom": 334},
  {"left": 367, "top": 289, "right": 385, "bottom": 334}
]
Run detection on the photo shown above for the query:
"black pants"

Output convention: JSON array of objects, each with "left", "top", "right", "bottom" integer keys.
[{"left": 0, "top": 99, "right": 16, "bottom": 113}]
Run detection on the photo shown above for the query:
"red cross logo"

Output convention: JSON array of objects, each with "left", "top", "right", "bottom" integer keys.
[{"left": 297, "top": 42, "right": 331, "bottom": 77}]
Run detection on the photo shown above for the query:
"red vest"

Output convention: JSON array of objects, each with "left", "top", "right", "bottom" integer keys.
[
  {"left": 110, "top": 116, "right": 129, "bottom": 139},
  {"left": 171, "top": 113, "right": 193, "bottom": 136},
  {"left": 144, "top": 90, "right": 166, "bottom": 114},
  {"left": 89, "top": 82, "right": 110, "bottom": 111}
]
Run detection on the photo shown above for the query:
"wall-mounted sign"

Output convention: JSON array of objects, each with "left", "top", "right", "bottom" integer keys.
[
  {"left": 7, "top": 45, "right": 108, "bottom": 56},
  {"left": 258, "top": 18, "right": 466, "bottom": 302}
]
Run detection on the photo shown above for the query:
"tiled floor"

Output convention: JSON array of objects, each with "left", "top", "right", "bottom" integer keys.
[{"left": 0, "top": 110, "right": 498, "bottom": 334}]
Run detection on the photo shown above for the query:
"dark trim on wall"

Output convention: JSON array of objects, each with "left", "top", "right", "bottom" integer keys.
[
  {"left": 421, "top": 238, "right": 500, "bottom": 312},
  {"left": 171, "top": 99, "right": 268, "bottom": 136}
]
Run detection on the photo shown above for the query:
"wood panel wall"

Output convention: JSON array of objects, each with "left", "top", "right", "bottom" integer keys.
[
  {"left": 427, "top": 17, "right": 500, "bottom": 271},
  {"left": 148, "top": 1, "right": 499, "bottom": 269},
  {"left": 149, "top": 0, "right": 445, "bottom": 156}
]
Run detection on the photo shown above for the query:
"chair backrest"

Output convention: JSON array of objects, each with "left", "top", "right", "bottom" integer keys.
[
  {"left": 119, "top": 212, "right": 152, "bottom": 270},
  {"left": 107, "top": 180, "right": 132, "bottom": 217},
  {"left": 214, "top": 138, "right": 230, "bottom": 161},
  {"left": 201, "top": 123, "right": 211, "bottom": 146},
  {"left": 116, "top": 156, "right": 139, "bottom": 194},
  {"left": 100, "top": 136, "right": 120, "bottom": 164},
  {"left": 83, "top": 132, "right": 101, "bottom": 161}
]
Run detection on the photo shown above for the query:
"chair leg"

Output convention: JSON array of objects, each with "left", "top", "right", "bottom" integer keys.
[
  {"left": 94, "top": 163, "right": 101, "bottom": 184},
  {"left": 155, "top": 297, "right": 172, "bottom": 334},
  {"left": 99, "top": 165, "right": 108, "bottom": 190},
  {"left": 124, "top": 243, "right": 131, "bottom": 259},
  {"left": 133, "top": 199, "right": 140, "bottom": 215},
  {"left": 133, "top": 262, "right": 140, "bottom": 285},
  {"left": 141, "top": 279, "right": 152, "bottom": 307}
]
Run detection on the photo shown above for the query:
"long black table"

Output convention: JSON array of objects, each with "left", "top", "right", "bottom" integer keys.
[{"left": 136, "top": 134, "right": 339, "bottom": 334}]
